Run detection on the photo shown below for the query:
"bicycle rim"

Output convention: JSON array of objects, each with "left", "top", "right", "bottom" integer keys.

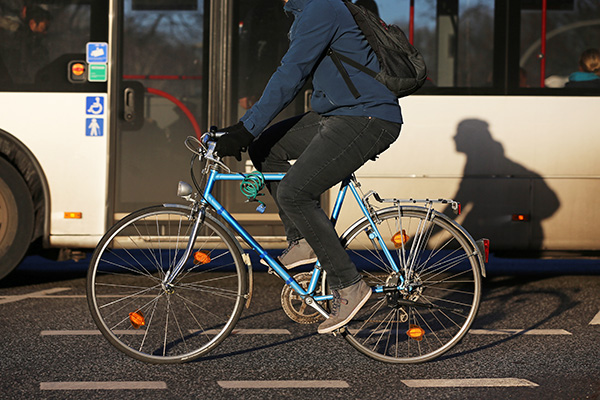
[
  {"left": 87, "top": 206, "right": 248, "bottom": 363},
  {"left": 340, "top": 207, "right": 481, "bottom": 363}
]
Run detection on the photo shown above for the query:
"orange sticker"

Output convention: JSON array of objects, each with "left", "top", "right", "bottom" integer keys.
[{"left": 71, "top": 63, "right": 85, "bottom": 76}]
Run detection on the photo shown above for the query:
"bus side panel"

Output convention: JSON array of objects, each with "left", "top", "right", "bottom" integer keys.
[
  {"left": 0, "top": 92, "right": 108, "bottom": 244},
  {"left": 344, "top": 96, "right": 600, "bottom": 252}
]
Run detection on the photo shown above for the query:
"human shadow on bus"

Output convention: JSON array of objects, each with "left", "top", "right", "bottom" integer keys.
[{"left": 448, "top": 119, "right": 560, "bottom": 255}]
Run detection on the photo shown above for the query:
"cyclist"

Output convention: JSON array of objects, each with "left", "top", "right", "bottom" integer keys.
[{"left": 215, "top": 0, "right": 402, "bottom": 334}]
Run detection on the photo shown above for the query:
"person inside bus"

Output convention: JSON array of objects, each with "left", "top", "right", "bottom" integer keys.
[
  {"left": 4, "top": 5, "right": 52, "bottom": 84},
  {"left": 565, "top": 48, "right": 600, "bottom": 88},
  {"left": 215, "top": 0, "right": 402, "bottom": 334}
]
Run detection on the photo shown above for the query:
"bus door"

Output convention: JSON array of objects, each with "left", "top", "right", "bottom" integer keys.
[{"left": 112, "top": 0, "right": 207, "bottom": 216}]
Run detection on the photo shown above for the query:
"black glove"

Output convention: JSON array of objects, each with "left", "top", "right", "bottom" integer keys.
[{"left": 214, "top": 122, "right": 255, "bottom": 161}]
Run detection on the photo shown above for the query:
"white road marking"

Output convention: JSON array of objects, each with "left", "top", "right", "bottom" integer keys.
[
  {"left": 218, "top": 380, "right": 349, "bottom": 389},
  {"left": 42, "top": 328, "right": 291, "bottom": 336},
  {"left": 0, "top": 288, "right": 70, "bottom": 304},
  {"left": 401, "top": 378, "right": 539, "bottom": 388},
  {"left": 41, "top": 330, "right": 144, "bottom": 336},
  {"left": 40, "top": 381, "right": 167, "bottom": 390},
  {"left": 590, "top": 311, "right": 600, "bottom": 325},
  {"left": 470, "top": 328, "right": 571, "bottom": 335},
  {"left": 192, "top": 328, "right": 291, "bottom": 335}
]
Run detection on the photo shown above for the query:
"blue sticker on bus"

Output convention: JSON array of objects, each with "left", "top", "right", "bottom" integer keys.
[
  {"left": 86, "top": 42, "right": 108, "bottom": 63},
  {"left": 86, "top": 96, "right": 104, "bottom": 115},
  {"left": 86, "top": 118, "right": 104, "bottom": 137}
]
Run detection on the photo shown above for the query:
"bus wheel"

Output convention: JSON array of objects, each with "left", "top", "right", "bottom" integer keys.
[{"left": 0, "top": 157, "right": 34, "bottom": 280}]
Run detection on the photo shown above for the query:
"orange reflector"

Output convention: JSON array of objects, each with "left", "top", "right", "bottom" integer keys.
[
  {"left": 194, "top": 251, "right": 211, "bottom": 265},
  {"left": 406, "top": 324, "right": 425, "bottom": 341},
  {"left": 129, "top": 310, "right": 145, "bottom": 329},
  {"left": 512, "top": 214, "right": 530, "bottom": 222},
  {"left": 391, "top": 229, "right": 409, "bottom": 248},
  {"left": 64, "top": 212, "right": 82, "bottom": 219}
]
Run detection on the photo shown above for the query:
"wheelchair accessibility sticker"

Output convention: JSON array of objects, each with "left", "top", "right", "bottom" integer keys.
[
  {"left": 86, "top": 118, "right": 104, "bottom": 137},
  {"left": 86, "top": 96, "right": 104, "bottom": 115}
]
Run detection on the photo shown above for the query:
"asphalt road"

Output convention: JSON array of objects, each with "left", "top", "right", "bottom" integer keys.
[{"left": 0, "top": 254, "right": 599, "bottom": 399}]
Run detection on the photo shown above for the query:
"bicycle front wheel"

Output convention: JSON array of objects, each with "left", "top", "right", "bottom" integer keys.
[
  {"left": 87, "top": 205, "right": 248, "bottom": 363},
  {"left": 340, "top": 206, "right": 482, "bottom": 363}
]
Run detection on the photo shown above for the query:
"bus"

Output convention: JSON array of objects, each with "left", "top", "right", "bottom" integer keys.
[{"left": 0, "top": 0, "right": 598, "bottom": 279}]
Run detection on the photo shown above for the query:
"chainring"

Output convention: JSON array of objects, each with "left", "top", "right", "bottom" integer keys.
[{"left": 281, "top": 272, "right": 327, "bottom": 324}]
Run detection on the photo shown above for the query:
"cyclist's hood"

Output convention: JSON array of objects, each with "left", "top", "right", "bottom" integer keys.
[{"left": 284, "top": 0, "right": 309, "bottom": 14}]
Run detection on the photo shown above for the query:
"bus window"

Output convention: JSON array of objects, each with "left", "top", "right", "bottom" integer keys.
[
  {"left": 376, "top": 0, "right": 495, "bottom": 88},
  {"left": 519, "top": 0, "right": 600, "bottom": 89},
  {"left": 115, "top": 0, "right": 205, "bottom": 212},
  {"left": 0, "top": 1, "right": 107, "bottom": 91}
]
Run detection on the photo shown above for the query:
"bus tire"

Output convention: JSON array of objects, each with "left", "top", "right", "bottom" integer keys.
[{"left": 0, "top": 157, "right": 34, "bottom": 280}]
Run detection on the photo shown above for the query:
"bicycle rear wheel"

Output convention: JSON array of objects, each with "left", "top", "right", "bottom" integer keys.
[
  {"left": 87, "top": 205, "right": 248, "bottom": 363},
  {"left": 340, "top": 206, "right": 482, "bottom": 363}
]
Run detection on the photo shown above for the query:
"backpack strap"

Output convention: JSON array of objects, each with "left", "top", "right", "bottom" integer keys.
[
  {"left": 327, "top": 48, "right": 379, "bottom": 99},
  {"left": 327, "top": 48, "right": 361, "bottom": 99}
]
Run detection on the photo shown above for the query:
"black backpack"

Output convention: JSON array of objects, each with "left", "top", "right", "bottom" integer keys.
[{"left": 328, "top": 0, "right": 427, "bottom": 98}]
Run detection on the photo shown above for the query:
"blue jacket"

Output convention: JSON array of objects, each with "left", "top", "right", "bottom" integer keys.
[
  {"left": 240, "top": 0, "right": 403, "bottom": 136},
  {"left": 565, "top": 71, "right": 600, "bottom": 88}
]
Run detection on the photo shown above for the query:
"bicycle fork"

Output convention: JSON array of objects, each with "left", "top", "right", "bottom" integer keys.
[{"left": 162, "top": 204, "right": 206, "bottom": 290}]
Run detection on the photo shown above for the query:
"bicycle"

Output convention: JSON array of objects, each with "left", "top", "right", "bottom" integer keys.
[{"left": 86, "top": 129, "right": 489, "bottom": 364}]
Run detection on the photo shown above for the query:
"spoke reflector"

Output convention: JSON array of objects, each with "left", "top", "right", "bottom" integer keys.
[
  {"left": 391, "top": 229, "right": 409, "bottom": 248},
  {"left": 129, "top": 310, "right": 145, "bottom": 329},
  {"left": 194, "top": 251, "right": 211, "bottom": 265},
  {"left": 407, "top": 324, "right": 425, "bottom": 341}
]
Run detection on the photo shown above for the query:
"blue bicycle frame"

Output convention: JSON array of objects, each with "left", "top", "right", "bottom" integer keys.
[{"left": 199, "top": 168, "right": 405, "bottom": 304}]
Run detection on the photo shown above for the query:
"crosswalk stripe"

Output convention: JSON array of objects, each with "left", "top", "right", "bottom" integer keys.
[
  {"left": 470, "top": 329, "right": 571, "bottom": 335},
  {"left": 218, "top": 380, "right": 349, "bottom": 389},
  {"left": 401, "top": 378, "right": 538, "bottom": 387},
  {"left": 590, "top": 311, "right": 600, "bottom": 325},
  {"left": 40, "top": 381, "right": 167, "bottom": 390}
]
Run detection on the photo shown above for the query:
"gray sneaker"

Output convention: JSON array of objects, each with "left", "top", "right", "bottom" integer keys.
[
  {"left": 260, "top": 238, "right": 318, "bottom": 269},
  {"left": 317, "top": 279, "right": 372, "bottom": 334}
]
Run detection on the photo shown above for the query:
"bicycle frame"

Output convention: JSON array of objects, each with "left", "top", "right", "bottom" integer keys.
[{"left": 197, "top": 169, "right": 405, "bottom": 307}]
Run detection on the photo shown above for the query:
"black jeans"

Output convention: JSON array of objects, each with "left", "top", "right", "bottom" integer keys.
[{"left": 249, "top": 112, "right": 401, "bottom": 290}]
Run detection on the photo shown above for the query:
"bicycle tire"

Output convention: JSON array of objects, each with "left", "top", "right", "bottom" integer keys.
[
  {"left": 87, "top": 205, "right": 248, "bottom": 364},
  {"left": 340, "top": 206, "right": 482, "bottom": 363}
]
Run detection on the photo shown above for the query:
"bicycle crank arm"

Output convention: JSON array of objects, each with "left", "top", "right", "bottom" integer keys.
[
  {"left": 304, "top": 296, "right": 329, "bottom": 319},
  {"left": 395, "top": 298, "right": 464, "bottom": 315}
]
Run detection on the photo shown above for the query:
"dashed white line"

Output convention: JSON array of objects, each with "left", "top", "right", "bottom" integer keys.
[
  {"left": 40, "top": 381, "right": 167, "bottom": 390},
  {"left": 470, "top": 328, "right": 571, "bottom": 335},
  {"left": 195, "top": 328, "right": 291, "bottom": 335},
  {"left": 590, "top": 311, "right": 600, "bottom": 325},
  {"left": 0, "top": 288, "right": 71, "bottom": 304},
  {"left": 41, "top": 328, "right": 291, "bottom": 336},
  {"left": 218, "top": 380, "right": 349, "bottom": 389},
  {"left": 401, "top": 378, "right": 539, "bottom": 388}
]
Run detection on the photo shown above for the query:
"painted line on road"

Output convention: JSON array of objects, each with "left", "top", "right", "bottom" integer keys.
[
  {"left": 41, "top": 328, "right": 291, "bottom": 336},
  {"left": 470, "top": 328, "right": 571, "bottom": 335},
  {"left": 0, "top": 288, "right": 71, "bottom": 305},
  {"left": 192, "top": 328, "right": 291, "bottom": 335},
  {"left": 401, "top": 378, "right": 538, "bottom": 388},
  {"left": 40, "top": 381, "right": 167, "bottom": 390},
  {"left": 218, "top": 380, "right": 349, "bottom": 389},
  {"left": 590, "top": 311, "right": 600, "bottom": 325},
  {"left": 41, "top": 330, "right": 144, "bottom": 336}
]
